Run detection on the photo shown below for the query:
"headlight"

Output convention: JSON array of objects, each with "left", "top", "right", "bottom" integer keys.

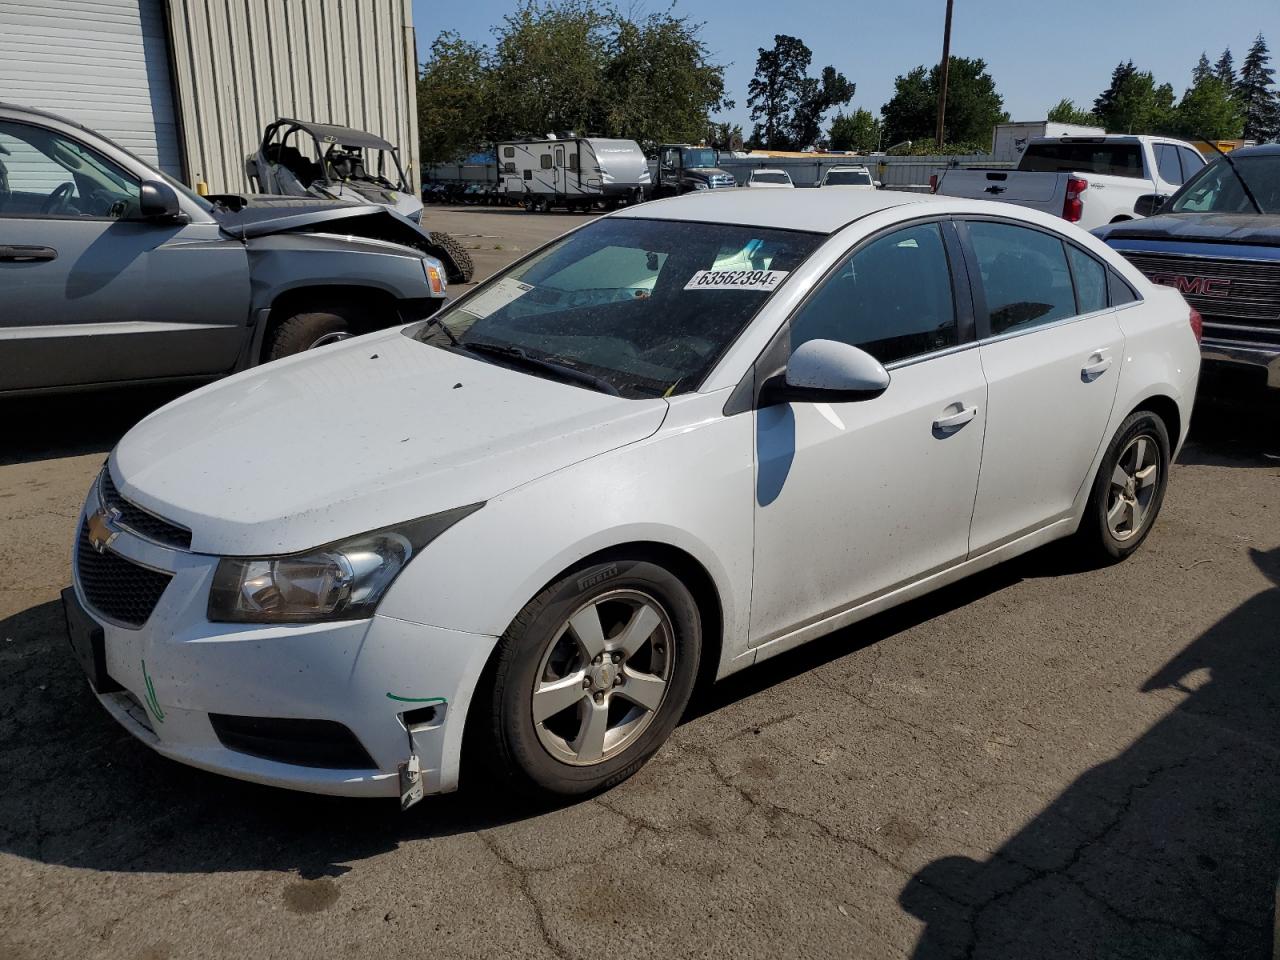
[
  {"left": 693, "top": 182, "right": 709, "bottom": 191},
  {"left": 422, "top": 257, "right": 447, "bottom": 294},
  {"left": 207, "top": 504, "right": 481, "bottom": 623}
]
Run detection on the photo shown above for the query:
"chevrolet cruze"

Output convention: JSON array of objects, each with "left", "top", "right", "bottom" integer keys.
[{"left": 64, "top": 189, "right": 1201, "bottom": 806}]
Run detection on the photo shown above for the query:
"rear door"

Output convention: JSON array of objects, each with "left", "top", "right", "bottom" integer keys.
[
  {"left": 961, "top": 218, "right": 1124, "bottom": 552},
  {"left": 0, "top": 118, "right": 250, "bottom": 392}
]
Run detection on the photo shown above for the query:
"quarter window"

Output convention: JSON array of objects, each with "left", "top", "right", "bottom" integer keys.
[
  {"left": 1066, "top": 245, "right": 1107, "bottom": 314},
  {"left": 1177, "top": 146, "right": 1205, "bottom": 182},
  {"left": 790, "top": 222, "right": 958, "bottom": 365},
  {"left": 968, "top": 221, "right": 1075, "bottom": 335}
]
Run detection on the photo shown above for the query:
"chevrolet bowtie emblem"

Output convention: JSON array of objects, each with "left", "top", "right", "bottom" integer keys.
[{"left": 87, "top": 507, "right": 122, "bottom": 554}]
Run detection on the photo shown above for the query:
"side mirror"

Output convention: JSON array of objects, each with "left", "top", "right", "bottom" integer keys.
[
  {"left": 1134, "top": 193, "right": 1168, "bottom": 217},
  {"left": 761, "top": 339, "right": 890, "bottom": 405},
  {"left": 138, "top": 179, "right": 183, "bottom": 220},
  {"left": 873, "top": 180, "right": 883, "bottom": 189}
]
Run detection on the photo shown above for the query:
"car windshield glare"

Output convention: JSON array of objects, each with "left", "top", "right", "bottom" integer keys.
[
  {"left": 414, "top": 217, "right": 823, "bottom": 398},
  {"left": 1168, "top": 155, "right": 1280, "bottom": 214}
]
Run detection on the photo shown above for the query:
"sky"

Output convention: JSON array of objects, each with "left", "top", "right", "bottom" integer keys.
[{"left": 411, "top": 0, "right": 1278, "bottom": 137}]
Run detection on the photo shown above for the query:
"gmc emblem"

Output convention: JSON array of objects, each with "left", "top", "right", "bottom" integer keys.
[{"left": 1150, "top": 274, "right": 1232, "bottom": 298}]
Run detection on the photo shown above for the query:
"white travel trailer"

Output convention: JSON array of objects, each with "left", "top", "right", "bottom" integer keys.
[{"left": 498, "top": 136, "right": 650, "bottom": 211}]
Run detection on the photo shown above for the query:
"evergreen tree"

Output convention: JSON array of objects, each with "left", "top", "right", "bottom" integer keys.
[
  {"left": 1192, "top": 53, "right": 1213, "bottom": 84},
  {"left": 1237, "top": 34, "right": 1280, "bottom": 141},
  {"left": 1214, "top": 48, "right": 1235, "bottom": 86}
]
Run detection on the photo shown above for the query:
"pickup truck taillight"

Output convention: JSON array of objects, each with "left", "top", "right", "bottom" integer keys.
[
  {"left": 1063, "top": 177, "right": 1087, "bottom": 222},
  {"left": 1188, "top": 306, "right": 1203, "bottom": 344}
]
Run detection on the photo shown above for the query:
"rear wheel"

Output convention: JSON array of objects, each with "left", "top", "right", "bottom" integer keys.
[
  {"left": 1077, "top": 410, "right": 1171, "bottom": 562},
  {"left": 424, "top": 230, "right": 474, "bottom": 284},
  {"left": 475, "top": 557, "right": 701, "bottom": 797}
]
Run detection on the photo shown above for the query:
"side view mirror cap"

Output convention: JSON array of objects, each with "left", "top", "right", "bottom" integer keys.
[
  {"left": 1134, "top": 193, "right": 1168, "bottom": 217},
  {"left": 762, "top": 339, "right": 890, "bottom": 405},
  {"left": 138, "top": 179, "right": 184, "bottom": 220}
]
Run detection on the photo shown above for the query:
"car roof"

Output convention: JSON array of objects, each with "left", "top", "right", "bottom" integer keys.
[
  {"left": 614, "top": 188, "right": 940, "bottom": 233},
  {"left": 1227, "top": 143, "right": 1280, "bottom": 158},
  {"left": 274, "top": 117, "right": 394, "bottom": 151}
]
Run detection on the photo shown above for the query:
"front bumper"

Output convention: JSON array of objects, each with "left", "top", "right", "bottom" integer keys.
[
  {"left": 1201, "top": 336, "right": 1280, "bottom": 389},
  {"left": 69, "top": 480, "right": 496, "bottom": 799}
]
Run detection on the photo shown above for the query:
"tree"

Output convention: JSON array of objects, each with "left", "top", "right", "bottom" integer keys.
[
  {"left": 707, "top": 121, "right": 744, "bottom": 151},
  {"left": 1192, "top": 53, "right": 1213, "bottom": 85},
  {"left": 1215, "top": 48, "right": 1235, "bottom": 86},
  {"left": 1047, "top": 98, "right": 1099, "bottom": 125},
  {"left": 747, "top": 35, "right": 854, "bottom": 150},
  {"left": 881, "top": 57, "right": 1005, "bottom": 147},
  {"left": 1176, "top": 73, "right": 1244, "bottom": 140},
  {"left": 1237, "top": 34, "right": 1280, "bottom": 141},
  {"left": 1093, "top": 61, "right": 1176, "bottom": 133},
  {"left": 417, "top": 32, "right": 492, "bottom": 164},
  {"left": 828, "top": 108, "right": 881, "bottom": 152}
]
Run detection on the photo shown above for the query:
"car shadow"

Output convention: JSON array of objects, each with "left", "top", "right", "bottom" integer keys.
[{"left": 900, "top": 546, "right": 1280, "bottom": 958}]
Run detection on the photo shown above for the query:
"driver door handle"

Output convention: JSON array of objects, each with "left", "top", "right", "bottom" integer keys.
[
  {"left": 1081, "top": 351, "right": 1113, "bottom": 380},
  {"left": 933, "top": 405, "right": 979, "bottom": 430},
  {"left": 0, "top": 245, "right": 58, "bottom": 262}
]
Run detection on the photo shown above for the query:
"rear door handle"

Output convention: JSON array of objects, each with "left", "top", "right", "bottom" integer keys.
[
  {"left": 1081, "top": 351, "right": 1113, "bottom": 380},
  {"left": 933, "top": 405, "right": 979, "bottom": 430},
  {"left": 0, "top": 245, "right": 58, "bottom": 262}
]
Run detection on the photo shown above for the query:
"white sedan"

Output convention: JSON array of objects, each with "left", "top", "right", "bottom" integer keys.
[
  {"left": 746, "top": 168, "right": 794, "bottom": 188},
  {"left": 65, "top": 189, "right": 1200, "bottom": 806}
]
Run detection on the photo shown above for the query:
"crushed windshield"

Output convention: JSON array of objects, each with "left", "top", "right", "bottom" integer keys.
[
  {"left": 413, "top": 218, "right": 823, "bottom": 398},
  {"left": 1168, "top": 155, "right": 1280, "bottom": 214}
]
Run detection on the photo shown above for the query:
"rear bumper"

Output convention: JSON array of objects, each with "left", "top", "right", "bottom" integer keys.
[{"left": 1201, "top": 337, "right": 1280, "bottom": 389}]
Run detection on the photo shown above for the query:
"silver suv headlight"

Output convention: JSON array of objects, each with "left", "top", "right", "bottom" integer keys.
[{"left": 207, "top": 504, "right": 481, "bottom": 623}]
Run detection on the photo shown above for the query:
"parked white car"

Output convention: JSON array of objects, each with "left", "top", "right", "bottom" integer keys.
[
  {"left": 933, "top": 135, "right": 1206, "bottom": 231},
  {"left": 66, "top": 189, "right": 1200, "bottom": 806},
  {"left": 820, "top": 165, "right": 879, "bottom": 189},
  {"left": 747, "top": 168, "right": 794, "bottom": 189}
]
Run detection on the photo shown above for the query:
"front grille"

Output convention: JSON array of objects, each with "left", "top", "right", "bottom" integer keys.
[
  {"left": 708, "top": 175, "right": 736, "bottom": 189},
  {"left": 209, "top": 714, "right": 377, "bottom": 769},
  {"left": 1119, "top": 252, "right": 1280, "bottom": 327},
  {"left": 76, "top": 522, "right": 173, "bottom": 628},
  {"left": 100, "top": 469, "right": 191, "bottom": 550}
]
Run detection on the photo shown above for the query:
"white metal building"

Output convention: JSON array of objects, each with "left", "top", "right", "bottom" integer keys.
[{"left": 0, "top": 0, "right": 420, "bottom": 193}]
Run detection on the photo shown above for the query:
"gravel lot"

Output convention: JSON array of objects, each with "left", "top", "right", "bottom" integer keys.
[{"left": 2, "top": 206, "right": 1278, "bottom": 960}]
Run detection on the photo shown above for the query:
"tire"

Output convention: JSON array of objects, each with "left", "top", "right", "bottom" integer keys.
[
  {"left": 264, "top": 308, "right": 358, "bottom": 360},
  {"left": 522, "top": 196, "right": 535, "bottom": 212},
  {"left": 425, "top": 230, "right": 474, "bottom": 284},
  {"left": 1077, "top": 410, "right": 1171, "bottom": 562},
  {"left": 474, "top": 557, "right": 702, "bottom": 798}
]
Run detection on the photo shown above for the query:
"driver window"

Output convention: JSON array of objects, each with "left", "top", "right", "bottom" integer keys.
[
  {"left": 790, "top": 222, "right": 958, "bottom": 365},
  {"left": 0, "top": 120, "right": 140, "bottom": 220}
]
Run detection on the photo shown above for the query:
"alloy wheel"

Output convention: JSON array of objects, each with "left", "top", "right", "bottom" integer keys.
[
  {"left": 307, "top": 331, "right": 352, "bottom": 350},
  {"left": 1106, "top": 434, "right": 1160, "bottom": 541},
  {"left": 531, "top": 589, "right": 674, "bottom": 766}
]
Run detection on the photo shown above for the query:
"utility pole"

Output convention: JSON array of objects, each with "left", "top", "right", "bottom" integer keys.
[{"left": 935, "top": 0, "right": 954, "bottom": 148}]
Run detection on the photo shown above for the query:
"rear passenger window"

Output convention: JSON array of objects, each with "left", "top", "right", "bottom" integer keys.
[
  {"left": 1066, "top": 246, "right": 1107, "bottom": 314},
  {"left": 1155, "top": 144, "right": 1183, "bottom": 185},
  {"left": 968, "top": 222, "right": 1076, "bottom": 336},
  {"left": 1178, "top": 147, "right": 1205, "bottom": 182},
  {"left": 790, "top": 222, "right": 957, "bottom": 365}
]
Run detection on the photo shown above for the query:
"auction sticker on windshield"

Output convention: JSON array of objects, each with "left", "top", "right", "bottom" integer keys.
[
  {"left": 459, "top": 277, "right": 534, "bottom": 319},
  {"left": 684, "top": 269, "right": 788, "bottom": 291}
]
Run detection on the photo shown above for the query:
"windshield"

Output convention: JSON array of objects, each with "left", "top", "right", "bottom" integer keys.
[
  {"left": 682, "top": 149, "right": 718, "bottom": 168},
  {"left": 1019, "top": 142, "right": 1144, "bottom": 178},
  {"left": 752, "top": 172, "right": 791, "bottom": 184},
  {"left": 414, "top": 217, "right": 823, "bottom": 398},
  {"left": 825, "top": 171, "right": 871, "bottom": 185},
  {"left": 1168, "top": 155, "right": 1280, "bottom": 214}
]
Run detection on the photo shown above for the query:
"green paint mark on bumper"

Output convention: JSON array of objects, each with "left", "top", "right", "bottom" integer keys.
[
  {"left": 141, "top": 659, "right": 166, "bottom": 723},
  {"left": 386, "top": 693, "right": 448, "bottom": 705}
]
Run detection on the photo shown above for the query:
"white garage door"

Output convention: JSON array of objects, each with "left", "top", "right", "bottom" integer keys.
[{"left": 0, "top": 0, "right": 182, "bottom": 176}]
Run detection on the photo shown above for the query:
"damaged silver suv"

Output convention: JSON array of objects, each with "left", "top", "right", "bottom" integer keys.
[{"left": 0, "top": 103, "right": 450, "bottom": 395}]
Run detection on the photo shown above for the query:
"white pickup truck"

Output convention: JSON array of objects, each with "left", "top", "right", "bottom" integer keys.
[{"left": 933, "top": 135, "right": 1206, "bottom": 231}]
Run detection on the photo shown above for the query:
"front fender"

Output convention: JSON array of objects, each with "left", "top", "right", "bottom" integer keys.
[
  {"left": 377, "top": 391, "right": 756, "bottom": 680},
  {"left": 244, "top": 232, "right": 436, "bottom": 308}
]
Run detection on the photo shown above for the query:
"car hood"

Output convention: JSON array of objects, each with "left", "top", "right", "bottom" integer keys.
[
  {"left": 212, "top": 196, "right": 401, "bottom": 239},
  {"left": 1095, "top": 212, "right": 1280, "bottom": 246},
  {"left": 111, "top": 330, "right": 669, "bottom": 556}
]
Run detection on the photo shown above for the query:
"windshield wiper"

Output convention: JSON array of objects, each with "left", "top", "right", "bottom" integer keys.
[
  {"left": 461, "top": 341, "right": 620, "bottom": 396},
  {"left": 420, "top": 315, "right": 459, "bottom": 346}
]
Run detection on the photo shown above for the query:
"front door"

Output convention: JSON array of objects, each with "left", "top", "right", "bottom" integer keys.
[
  {"left": 0, "top": 118, "right": 250, "bottom": 392},
  {"left": 750, "top": 221, "right": 987, "bottom": 646},
  {"left": 960, "top": 219, "right": 1125, "bottom": 551}
]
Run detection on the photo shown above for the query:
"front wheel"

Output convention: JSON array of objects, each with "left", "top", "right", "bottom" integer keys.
[
  {"left": 264, "top": 307, "right": 360, "bottom": 360},
  {"left": 475, "top": 558, "right": 702, "bottom": 798},
  {"left": 1077, "top": 410, "right": 1171, "bottom": 562}
]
